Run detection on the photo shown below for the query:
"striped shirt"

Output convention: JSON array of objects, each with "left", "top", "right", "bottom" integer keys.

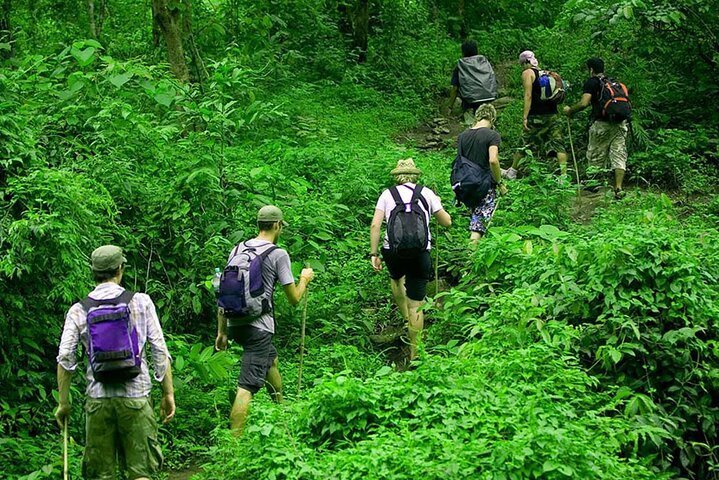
[{"left": 56, "top": 282, "right": 171, "bottom": 399}]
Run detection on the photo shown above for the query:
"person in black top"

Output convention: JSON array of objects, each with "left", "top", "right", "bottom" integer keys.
[
  {"left": 564, "top": 57, "right": 629, "bottom": 198},
  {"left": 447, "top": 40, "right": 498, "bottom": 121},
  {"left": 456, "top": 104, "right": 508, "bottom": 246},
  {"left": 517, "top": 50, "right": 568, "bottom": 176}
]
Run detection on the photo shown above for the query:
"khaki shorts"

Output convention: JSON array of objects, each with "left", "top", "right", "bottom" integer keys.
[
  {"left": 522, "top": 114, "right": 566, "bottom": 159},
  {"left": 586, "top": 120, "right": 628, "bottom": 171},
  {"left": 83, "top": 397, "right": 163, "bottom": 480}
]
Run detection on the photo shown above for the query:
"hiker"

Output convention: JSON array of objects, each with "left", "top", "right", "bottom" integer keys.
[
  {"left": 55, "top": 245, "right": 175, "bottom": 480},
  {"left": 517, "top": 50, "right": 568, "bottom": 176},
  {"left": 369, "top": 158, "right": 452, "bottom": 362},
  {"left": 454, "top": 104, "right": 508, "bottom": 246},
  {"left": 564, "top": 57, "right": 630, "bottom": 199},
  {"left": 214, "top": 205, "right": 314, "bottom": 435},
  {"left": 448, "top": 40, "right": 498, "bottom": 121}
]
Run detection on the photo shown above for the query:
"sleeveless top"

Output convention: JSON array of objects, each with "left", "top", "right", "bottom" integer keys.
[{"left": 529, "top": 68, "right": 558, "bottom": 116}]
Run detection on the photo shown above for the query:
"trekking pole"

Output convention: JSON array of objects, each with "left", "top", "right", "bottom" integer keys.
[
  {"left": 296, "top": 284, "right": 309, "bottom": 399},
  {"left": 434, "top": 234, "right": 439, "bottom": 297},
  {"left": 63, "top": 417, "right": 69, "bottom": 480},
  {"left": 565, "top": 116, "right": 582, "bottom": 196}
]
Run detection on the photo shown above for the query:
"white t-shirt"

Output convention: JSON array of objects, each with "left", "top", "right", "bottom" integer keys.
[{"left": 375, "top": 183, "right": 444, "bottom": 250}]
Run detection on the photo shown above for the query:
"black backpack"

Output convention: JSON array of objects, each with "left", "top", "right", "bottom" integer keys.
[
  {"left": 450, "top": 153, "right": 494, "bottom": 209},
  {"left": 598, "top": 75, "right": 632, "bottom": 123},
  {"left": 386, "top": 185, "right": 430, "bottom": 258}
]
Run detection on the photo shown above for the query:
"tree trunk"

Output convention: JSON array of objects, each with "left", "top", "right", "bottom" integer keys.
[
  {"left": 152, "top": 0, "right": 190, "bottom": 82},
  {"left": 88, "top": 0, "right": 97, "bottom": 38},
  {"left": 0, "top": 0, "right": 13, "bottom": 58},
  {"left": 351, "top": 0, "right": 369, "bottom": 63},
  {"left": 458, "top": 0, "right": 467, "bottom": 39}
]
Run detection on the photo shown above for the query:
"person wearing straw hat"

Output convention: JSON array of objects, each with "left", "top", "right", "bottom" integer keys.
[
  {"left": 55, "top": 245, "right": 175, "bottom": 480},
  {"left": 214, "top": 205, "right": 315, "bottom": 435},
  {"left": 369, "top": 159, "right": 452, "bottom": 363},
  {"left": 517, "top": 50, "right": 568, "bottom": 176}
]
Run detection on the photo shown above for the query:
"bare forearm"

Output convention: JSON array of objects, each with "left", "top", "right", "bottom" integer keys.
[
  {"left": 490, "top": 161, "right": 502, "bottom": 183},
  {"left": 216, "top": 308, "right": 227, "bottom": 336},
  {"left": 57, "top": 364, "right": 72, "bottom": 405},
  {"left": 161, "top": 364, "right": 174, "bottom": 396},
  {"left": 370, "top": 225, "right": 381, "bottom": 254}
]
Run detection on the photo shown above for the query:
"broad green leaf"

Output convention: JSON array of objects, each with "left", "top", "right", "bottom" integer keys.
[{"left": 109, "top": 72, "right": 134, "bottom": 88}]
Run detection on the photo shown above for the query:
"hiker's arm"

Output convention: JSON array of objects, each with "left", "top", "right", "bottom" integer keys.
[
  {"left": 370, "top": 208, "right": 384, "bottom": 256},
  {"left": 434, "top": 209, "right": 452, "bottom": 228},
  {"left": 215, "top": 308, "right": 228, "bottom": 351},
  {"left": 448, "top": 85, "right": 458, "bottom": 112},
  {"left": 522, "top": 69, "right": 534, "bottom": 130},
  {"left": 489, "top": 145, "right": 502, "bottom": 183},
  {"left": 564, "top": 93, "right": 592, "bottom": 117},
  {"left": 160, "top": 363, "right": 175, "bottom": 424},
  {"left": 144, "top": 296, "right": 171, "bottom": 383},
  {"left": 55, "top": 306, "right": 81, "bottom": 428},
  {"left": 55, "top": 364, "right": 72, "bottom": 428},
  {"left": 369, "top": 208, "right": 384, "bottom": 271},
  {"left": 283, "top": 270, "right": 314, "bottom": 306}
]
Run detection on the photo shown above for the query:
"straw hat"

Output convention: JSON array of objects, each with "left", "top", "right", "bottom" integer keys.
[{"left": 390, "top": 158, "right": 422, "bottom": 176}]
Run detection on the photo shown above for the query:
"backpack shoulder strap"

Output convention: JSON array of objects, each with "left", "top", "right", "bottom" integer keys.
[
  {"left": 389, "top": 186, "right": 403, "bottom": 206},
  {"left": 257, "top": 244, "right": 279, "bottom": 260},
  {"left": 410, "top": 185, "right": 430, "bottom": 212},
  {"left": 80, "top": 290, "right": 135, "bottom": 312}
]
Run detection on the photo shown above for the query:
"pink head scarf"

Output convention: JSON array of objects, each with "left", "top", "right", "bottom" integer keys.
[{"left": 519, "top": 51, "right": 539, "bottom": 67}]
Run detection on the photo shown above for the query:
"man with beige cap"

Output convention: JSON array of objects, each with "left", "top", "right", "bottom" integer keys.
[
  {"left": 369, "top": 159, "right": 452, "bottom": 364},
  {"left": 55, "top": 245, "right": 175, "bottom": 480},
  {"left": 215, "top": 205, "right": 314, "bottom": 435}
]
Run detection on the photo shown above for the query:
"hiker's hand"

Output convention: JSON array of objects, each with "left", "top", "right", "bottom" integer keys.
[
  {"left": 300, "top": 268, "right": 315, "bottom": 283},
  {"left": 563, "top": 106, "right": 572, "bottom": 117},
  {"left": 55, "top": 403, "right": 71, "bottom": 429},
  {"left": 371, "top": 255, "right": 382, "bottom": 272},
  {"left": 215, "top": 333, "right": 228, "bottom": 351},
  {"left": 523, "top": 117, "right": 529, "bottom": 131},
  {"left": 160, "top": 393, "right": 175, "bottom": 424},
  {"left": 498, "top": 184, "right": 508, "bottom": 196}
]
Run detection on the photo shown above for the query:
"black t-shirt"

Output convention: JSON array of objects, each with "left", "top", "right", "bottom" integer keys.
[
  {"left": 529, "top": 68, "right": 558, "bottom": 116},
  {"left": 583, "top": 76, "right": 603, "bottom": 121},
  {"left": 457, "top": 127, "right": 501, "bottom": 170}
]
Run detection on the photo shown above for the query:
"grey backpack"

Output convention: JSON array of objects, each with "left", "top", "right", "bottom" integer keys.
[
  {"left": 218, "top": 242, "right": 277, "bottom": 324},
  {"left": 457, "top": 55, "right": 498, "bottom": 105}
]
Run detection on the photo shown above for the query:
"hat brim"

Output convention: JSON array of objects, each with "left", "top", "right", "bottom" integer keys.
[{"left": 390, "top": 167, "right": 422, "bottom": 175}]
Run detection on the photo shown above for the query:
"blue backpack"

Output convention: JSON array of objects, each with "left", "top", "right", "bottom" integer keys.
[{"left": 450, "top": 139, "right": 495, "bottom": 209}]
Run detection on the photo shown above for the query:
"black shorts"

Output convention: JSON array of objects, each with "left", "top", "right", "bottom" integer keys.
[
  {"left": 381, "top": 249, "right": 432, "bottom": 301},
  {"left": 227, "top": 325, "right": 277, "bottom": 394}
]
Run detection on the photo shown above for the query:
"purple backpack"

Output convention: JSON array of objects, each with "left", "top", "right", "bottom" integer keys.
[
  {"left": 80, "top": 291, "right": 141, "bottom": 383},
  {"left": 218, "top": 242, "right": 277, "bottom": 324}
]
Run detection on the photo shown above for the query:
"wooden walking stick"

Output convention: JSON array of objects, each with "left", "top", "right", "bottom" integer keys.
[
  {"left": 434, "top": 234, "right": 439, "bottom": 297},
  {"left": 63, "top": 417, "right": 69, "bottom": 480},
  {"left": 566, "top": 116, "right": 582, "bottom": 196},
  {"left": 296, "top": 285, "right": 309, "bottom": 399}
]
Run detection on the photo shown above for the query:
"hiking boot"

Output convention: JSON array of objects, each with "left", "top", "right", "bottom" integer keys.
[
  {"left": 501, "top": 167, "right": 517, "bottom": 180},
  {"left": 614, "top": 188, "right": 626, "bottom": 200}
]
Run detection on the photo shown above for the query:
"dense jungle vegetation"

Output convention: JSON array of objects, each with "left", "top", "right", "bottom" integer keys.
[{"left": 1, "top": 0, "right": 718, "bottom": 478}]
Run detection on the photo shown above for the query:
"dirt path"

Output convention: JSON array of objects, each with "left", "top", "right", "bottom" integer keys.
[{"left": 167, "top": 465, "right": 202, "bottom": 480}]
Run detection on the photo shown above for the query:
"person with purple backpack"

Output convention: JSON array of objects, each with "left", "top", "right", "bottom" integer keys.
[
  {"left": 215, "top": 205, "right": 315, "bottom": 435},
  {"left": 55, "top": 245, "right": 175, "bottom": 480}
]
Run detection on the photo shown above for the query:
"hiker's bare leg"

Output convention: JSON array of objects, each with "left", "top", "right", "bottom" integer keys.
[
  {"left": 469, "top": 231, "right": 482, "bottom": 247},
  {"left": 557, "top": 152, "right": 568, "bottom": 175},
  {"left": 614, "top": 168, "right": 625, "bottom": 190},
  {"left": 390, "top": 277, "right": 409, "bottom": 321},
  {"left": 407, "top": 299, "right": 424, "bottom": 361},
  {"left": 230, "top": 387, "right": 253, "bottom": 436},
  {"left": 265, "top": 357, "right": 283, "bottom": 404}
]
